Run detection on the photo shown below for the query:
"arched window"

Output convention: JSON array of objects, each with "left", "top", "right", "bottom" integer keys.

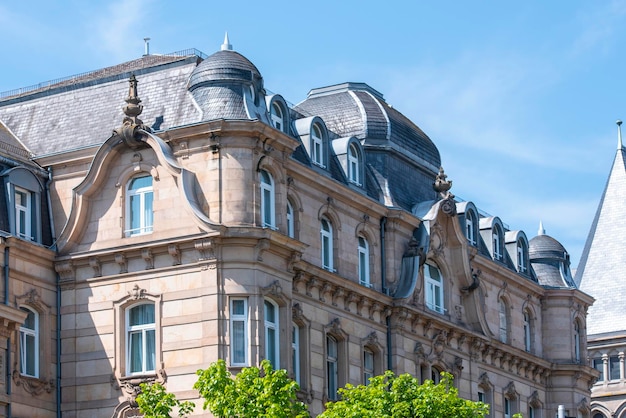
[
  {"left": 19, "top": 307, "right": 38, "bottom": 377},
  {"left": 517, "top": 239, "right": 528, "bottom": 273},
  {"left": 264, "top": 299, "right": 279, "bottom": 368},
  {"left": 320, "top": 217, "right": 333, "bottom": 271},
  {"left": 311, "top": 124, "right": 324, "bottom": 167},
  {"left": 574, "top": 320, "right": 581, "bottom": 362},
  {"left": 326, "top": 335, "right": 338, "bottom": 400},
  {"left": 259, "top": 170, "right": 275, "bottom": 229},
  {"left": 126, "top": 303, "right": 156, "bottom": 375},
  {"left": 292, "top": 323, "right": 300, "bottom": 384},
  {"left": 125, "top": 174, "right": 153, "bottom": 237},
  {"left": 593, "top": 413, "right": 606, "bottom": 418},
  {"left": 271, "top": 102, "right": 284, "bottom": 132},
  {"left": 286, "top": 200, "right": 295, "bottom": 238},
  {"left": 348, "top": 143, "right": 361, "bottom": 185},
  {"left": 523, "top": 310, "right": 532, "bottom": 352},
  {"left": 358, "top": 236, "right": 370, "bottom": 286},
  {"left": 431, "top": 366, "right": 442, "bottom": 384},
  {"left": 424, "top": 263, "right": 444, "bottom": 314},
  {"left": 492, "top": 224, "right": 503, "bottom": 261},
  {"left": 363, "top": 348, "right": 374, "bottom": 384},
  {"left": 465, "top": 209, "right": 477, "bottom": 246},
  {"left": 499, "top": 298, "right": 509, "bottom": 344}
]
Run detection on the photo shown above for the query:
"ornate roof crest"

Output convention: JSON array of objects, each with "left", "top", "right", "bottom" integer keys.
[{"left": 114, "top": 74, "right": 151, "bottom": 148}]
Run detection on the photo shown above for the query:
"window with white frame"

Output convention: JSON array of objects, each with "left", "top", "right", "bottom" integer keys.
[
  {"left": 271, "top": 102, "right": 284, "bottom": 132},
  {"left": 523, "top": 310, "right": 532, "bottom": 352},
  {"left": 260, "top": 170, "right": 275, "bottom": 229},
  {"left": 465, "top": 210, "right": 476, "bottom": 246},
  {"left": 363, "top": 349, "right": 374, "bottom": 385},
  {"left": 311, "top": 124, "right": 324, "bottom": 167},
  {"left": 125, "top": 175, "right": 153, "bottom": 237},
  {"left": 517, "top": 240, "right": 528, "bottom": 273},
  {"left": 499, "top": 298, "right": 509, "bottom": 344},
  {"left": 286, "top": 200, "right": 295, "bottom": 238},
  {"left": 326, "top": 335, "right": 338, "bottom": 400},
  {"left": 264, "top": 299, "right": 279, "bottom": 368},
  {"left": 230, "top": 298, "right": 248, "bottom": 366},
  {"left": 424, "top": 263, "right": 444, "bottom": 314},
  {"left": 492, "top": 225, "right": 502, "bottom": 261},
  {"left": 19, "top": 307, "right": 38, "bottom": 377},
  {"left": 358, "top": 236, "right": 370, "bottom": 287},
  {"left": 292, "top": 323, "right": 300, "bottom": 385},
  {"left": 348, "top": 143, "right": 361, "bottom": 185},
  {"left": 321, "top": 217, "right": 334, "bottom": 271},
  {"left": 126, "top": 303, "right": 156, "bottom": 375},
  {"left": 14, "top": 187, "right": 34, "bottom": 241}
]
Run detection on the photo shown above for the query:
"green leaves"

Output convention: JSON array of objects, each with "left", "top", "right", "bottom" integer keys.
[
  {"left": 193, "top": 359, "right": 309, "bottom": 418},
  {"left": 319, "top": 371, "right": 489, "bottom": 418},
  {"left": 136, "top": 381, "right": 194, "bottom": 418}
]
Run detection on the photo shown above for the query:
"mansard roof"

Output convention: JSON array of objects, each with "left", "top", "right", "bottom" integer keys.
[{"left": 577, "top": 135, "right": 626, "bottom": 335}]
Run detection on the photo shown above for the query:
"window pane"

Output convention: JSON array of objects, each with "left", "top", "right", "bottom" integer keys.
[
  {"left": 232, "top": 300, "right": 245, "bottom": 315},
  {"left": 129, "top": 331, "right": 143, "bottom": 373},
  {"left": 130, "top": 176, "right": 152, "bottom": 190},
  {"left": 593, "top": 358, "right": 604, "bottom": 381},
  {"left": 267, "top": 327, "right": 276, "bottom": 365},
  {"left": 610, "top": 356, "right": 620, "bottom": 380},
  {"left": 232, "top": 321, "right": 245, "bottom": 364},
  {"left": 146, "top": 329, "right": 156, "bottom": 371},
  {"left": 129, "top": 304, "right": 155, "bottom": 326},
  {"left": 144, "top": 191, "right": 154, "bottom": 232}
]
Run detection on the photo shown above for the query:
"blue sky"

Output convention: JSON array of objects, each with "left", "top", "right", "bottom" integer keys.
[{"left": 1, "top": 1, "right": 623, "bottom": 268}]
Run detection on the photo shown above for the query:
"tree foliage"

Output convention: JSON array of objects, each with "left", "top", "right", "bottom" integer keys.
[
  {"left": 136, "top": 380, "right": 194, "bottom": 418},
  {"left": 318, "top": 371, "right": 489, "bottom": 418},
  {"left": 193, "top": 359, "right": 309, "bottom": 418}
]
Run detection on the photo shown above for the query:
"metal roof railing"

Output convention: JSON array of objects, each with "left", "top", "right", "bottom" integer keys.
[{"left": 0, "top": 48, "right": 208, "bottom": 100}]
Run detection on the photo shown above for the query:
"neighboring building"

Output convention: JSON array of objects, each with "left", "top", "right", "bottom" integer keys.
[
  {"left": 577, "top": 122, "right": 626, "bottom": 418},
  {"left": 0, "top": 37, "right": 596, "bottom": 417}
]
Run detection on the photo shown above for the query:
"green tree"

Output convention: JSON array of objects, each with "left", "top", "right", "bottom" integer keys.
[
  {"left": 318, "top": 371, "right": 489, "bottom": 418},
  {"left": 193, "top": 359, "right": 309, "bottom": 418},
  {"left": 136, "top": 381, "right": 194, "bottom": 418}
]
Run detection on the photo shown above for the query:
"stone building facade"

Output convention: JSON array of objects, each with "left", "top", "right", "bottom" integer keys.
[{"left": 0, "top": 38, "right": 597, "bottom": 417}]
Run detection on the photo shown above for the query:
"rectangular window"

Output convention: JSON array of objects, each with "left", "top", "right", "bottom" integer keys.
[
  {"left": 127, "top": 303, "right": 156, "bottom": 375},
  {"left": 230, "top": 298, "right": 248, "bottom": 366},
  {"left": 264, "top": 300, "right": 279, "bottom": 368},
  {"left": 504, "top": 398, "right": 511, "bottom": 418},
  {"left": 477, "top": 392, "right": 484, "bottom": 403},
  {"left": 126, "top": 175, "right": 154, "bottom": 237},
  {"left": 327, "top": 336, "right": 338, "bottom": 400},
  {"left": 19, "top": 307, "right": 38, "bottom": 377},
  {"left": 358, "top": 237, "right": 370, "bottom": 286},
  {"left": 593, "top": 357, "right": 604, "bottom": 381},
  {"left": 14, "top": 187, "right": 34, "bottom": 241},
  {"left": 292, "top": 324, "right": 300, "bottom": 384},
  {"left": 363, "top": 349, "right": 374, "bottom": 384},
  {"left": 424, "top": 264, "right": 444, "bottom": 313},
  {"left": 609, "top": 355, "right": 620, "bottom": 381}
]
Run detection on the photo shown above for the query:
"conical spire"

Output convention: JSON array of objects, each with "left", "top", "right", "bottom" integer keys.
[
  {"left": 221, "top": 32, "right": 232, "bottom": 51},
  {"left": 617, "top": 119, "right": 623, "bottom": 150},
  {"left": 537, "top": 221, "right": 545, "bottom": 236}
]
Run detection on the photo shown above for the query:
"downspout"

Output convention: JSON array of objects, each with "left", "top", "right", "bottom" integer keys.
[
  {"left": 380, "top": 217, "right": 392, "bottom": 372},
  {"left": 45, "top": 167, "right": 61, "bottom": 418},
  {"left": 4, "top": 245, "right": 11, "bottom": 418}
]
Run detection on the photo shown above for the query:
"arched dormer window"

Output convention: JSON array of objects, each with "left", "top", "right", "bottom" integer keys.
[
  {"left": 19, "top": 307, "right": 39, "bottom": 378},
  {"left": 465, "top": 209, "right": 477, "bottom": 246},
  {"left": 311, "top": 124, "right": 325, "bottom": 167},
  {"left": 348, "top": 143, "right": 362, "bottom": 186},
  {"left": 259, "top": 170, "right": 275, "bottom": 229},
  {"left": 125, "top": 174, "right": 153, "bottom": 237},
  {"left": 492, "top": 224, "right": 503, "bottom": 261},
  {"left": 320, "top": 217, "right": 334, "bottom": 271},
  {"left": 271, "top": 102, "right": 285, "bottom": 132}
]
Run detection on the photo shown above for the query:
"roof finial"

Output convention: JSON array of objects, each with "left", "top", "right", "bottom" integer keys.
[
  {"left": 538, "top": 221, "right": 545, "bottom": 236},
  {"left": 617, "top": 119, "right": 623, "bottom": 150},
  {"left": 221, "top": 32, "right": 232, "bottom": 51}
]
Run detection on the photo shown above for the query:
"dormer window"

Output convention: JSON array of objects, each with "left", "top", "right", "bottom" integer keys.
[
  {"left": 465, "top": 209, "right": 477, "bottom": 246},
  {"left": 517, "top": 239, "right": 528, "bottom": 273},
  {"left": 492, "top": 225, "right": 503, "bottom": 261},
  {"left": 348, "top": 143, "right": 362, "bottom": 185},
  {"left": 311, "top": 124, "right": 325, "bottom": 167},
  {"left": 125, "top": 174, "right": 153, "bottom": 237},
  {"left": 270, "top": 102, "right": 284, "bottom": 132},
  {"left": 14, "top": 187, "right": 33, "bottom": 241}
]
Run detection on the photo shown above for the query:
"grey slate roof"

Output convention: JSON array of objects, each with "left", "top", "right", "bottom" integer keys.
[
  {"left": 529, "top": 234, "right": 576, "bottom": 288},
  {"left": 0, "top": 54, "right": 202, "bottom": 157},
  {"left": 577, "top": 146, "right": 626, "bottom": 335}
]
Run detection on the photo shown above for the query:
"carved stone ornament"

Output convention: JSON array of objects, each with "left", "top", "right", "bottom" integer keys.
[
  {"left": 113, "top": 75, "right": 152, "bottom": 148},
  {"left": 112, "top": 368, "right": 167, "bottom": 407},
  {"left": 12, "top": 372, "right": 54, "bottom": 396},
  {"left": 128, "top": 284, "right": 146, "bottom": 300}
]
